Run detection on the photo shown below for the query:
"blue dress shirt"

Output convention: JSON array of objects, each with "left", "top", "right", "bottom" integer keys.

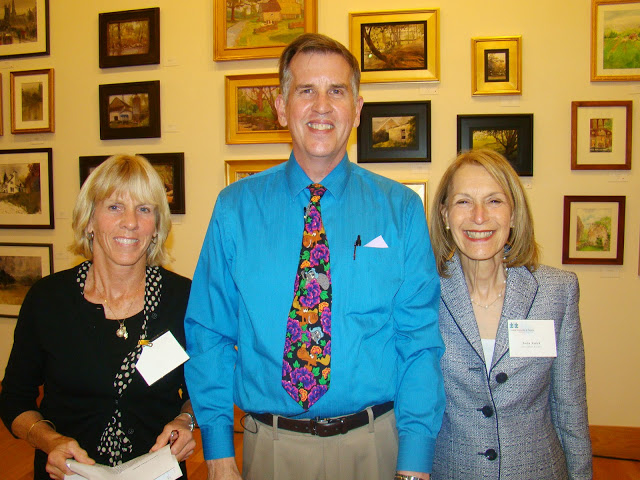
[{"left": 184, "top": 154, "right": 445, "bottom": 472}]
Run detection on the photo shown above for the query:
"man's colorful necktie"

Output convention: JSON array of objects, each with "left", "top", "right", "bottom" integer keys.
[{"left": 282, "top": 184, "right": 332, "bottom": 410}]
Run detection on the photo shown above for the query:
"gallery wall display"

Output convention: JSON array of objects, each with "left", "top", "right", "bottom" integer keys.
[
  {"left": 0, "top": 148, "right": 54, "bottom": 229},
  {"left": 225, "top": 159, "right": 287, "bottom": 185},
  {"left": 214, "top": 0, "right": 318, "bottom": 61},
  {"left": 349, "top": 9, "right": 440, "bottom": 83},
  {"left": 562, "top": 195, "right": 626, "bottom": 265},
  {"left": 591, "top": 0, "right": 640, "bottom": 81},
  {"left": 471, "top": 36, "right": 522, "bottom": 95},
  {"left": 79, "top": 153, "right": 186, "bottom": 215},
  {"left": 10, "top": 68, "right": 54, "bottom": 134},
  {"left": 357, "top": 101, "right": 431, "bottom": 163},
  {"left": 0, "top": 242, "right": 53, "bottom": 318},
  {"left": 0, "top": 0, "right": 50, "bottom": 59},
  {"left": 99, "top": 7, "right": 160, "bottom": 68},
  {"left": 99, "top": 80, "right": 161, "bottom": 140},
  {"left": 571, "top": 100, "right": 632, "bottom": 170},
  {"left": 225, "top": 74, "right": 291, "bottom": 144},
  {"left": 457, "top": 114, "right": 534, "bottom": 176}
]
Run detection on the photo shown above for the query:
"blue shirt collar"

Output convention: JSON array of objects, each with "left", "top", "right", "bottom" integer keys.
[{"left": 285, "top": 152, "right": 351, "bottom": 201}]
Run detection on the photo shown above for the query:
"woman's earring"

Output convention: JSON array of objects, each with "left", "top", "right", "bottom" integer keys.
[
  {"left": 445, "top": 225, "right": 450, "bottom": 230},
  {"left": 88, "top": 231, "right": 94, "bottom": 240},
  {"left": 151, "top": 234, "right": 158, "bottom": 245}
]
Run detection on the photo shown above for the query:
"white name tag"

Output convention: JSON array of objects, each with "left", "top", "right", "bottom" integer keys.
[
  {"left": 136, "top": 331, "right": 189, "bottom": 386},
  {"left": 508, "top": 320, "right": 557, "bottom": 357}
]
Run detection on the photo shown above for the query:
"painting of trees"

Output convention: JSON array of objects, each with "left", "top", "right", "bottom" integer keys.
[
  {"left": 472, "top": 129, "right": 518, "bottom": 162},
  {"left": 237, "top": 86, "right": 284, "bottom": 131},
  {"left": 361, "top": 21, "right": 426, "bottom": 71}
]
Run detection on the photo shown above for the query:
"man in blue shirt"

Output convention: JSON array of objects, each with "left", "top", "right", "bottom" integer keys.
[{"left": 184, "top": 33, "right": 444, "bottom": 480}]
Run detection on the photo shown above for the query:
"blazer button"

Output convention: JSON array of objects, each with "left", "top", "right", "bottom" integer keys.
[
  {"left": 496, "top": 372, "right": 508, "bottom": 383},
  {"left": 480, "top": 405, "right": 494, "bottom": 417},
  {"left": 484, "top": 449, "right": 498, "bottom": 461}
]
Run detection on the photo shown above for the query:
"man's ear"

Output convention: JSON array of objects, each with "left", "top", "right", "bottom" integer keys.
[{"left": 275, "top": 94, "right": 288, "bottom": 127}]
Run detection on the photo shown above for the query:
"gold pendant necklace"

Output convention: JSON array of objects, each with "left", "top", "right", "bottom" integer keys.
[{"left": 97, "top": 284, "right": 143, "bottom": 340}]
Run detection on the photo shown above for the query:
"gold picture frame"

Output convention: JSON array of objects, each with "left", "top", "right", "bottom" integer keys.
[
  {"left": 225, "top": 73, "right": 291, "bottom": 145},
  {"left": 400, "top": 180, "right": 428, "bottom": 217},
  {"left": 349, "top": 9, "right": 440, "bottom": 83},
  {"left": 591, "top": 0, "right": 640, "bottom": 81},
  {"left": 472, "top": 36, "right": 522, "bottom": 95},
  {"left": 10, "top": 68, "right": 55, "bottom": 134},
  {"left": 214, "top": 0, "right": 317, "bottom": 61},
  {"left": 225, "top": 159, "right": 287, "bottom": 185}
]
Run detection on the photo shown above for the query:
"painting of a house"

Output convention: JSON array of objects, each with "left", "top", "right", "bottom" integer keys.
[
  {"left": 371, "top": 115, "right": 417, "bottom": 148},
  {"left": 108, "top": 94, "right": 148, "bottom": 128},
  {"left": 590, "top": 117, "right": 613, "bottom": 152}
]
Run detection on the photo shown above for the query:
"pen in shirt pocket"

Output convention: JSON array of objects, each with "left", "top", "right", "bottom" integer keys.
[{"left": 353, "top": 235, "right": 361, "bottom": 260}]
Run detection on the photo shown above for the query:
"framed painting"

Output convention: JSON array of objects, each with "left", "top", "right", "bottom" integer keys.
[
  {"left": 214, "top": 0, "right": 317, "bottom": 61},
  {"left": 99, "top": 7, "right": 160, "bottom": 68},
  {"left": 10, "top": 68, "right": 54, "bottom": 134},
  {"left": 225, "top": 159, "right": 287, "bottom": 185},
  {"left": 472, "top": 36, "right": 522, "bottom": 95},
  {"left": 562, "top": 195, "right": 625, "bottom": 265},
  {"left": 0, "top": 243, "right": 53, "bottom": 318},
  {"left": 0, "top": 0, "right": 49, "bottom": 59},
  {"left": 0, "top": 73, "right": 3, "bottom": 136},
  {"left": 79, "top": 153, "right": 185, "bottom": 214},
  {"left": 136, "top": 153, "right": 186, "bottom": 214},
  {"left": 357, "top": 101, "right": 431, "bottom": 163},
  {"left": 592, "top": 0, "right": 640, "bottom": 81},
  {"left": 457, "top": 114, "right": 534, "bottom": 176},
  {"left": 571, "top": 100, "right": 632, "bottom": 170},
  {"left": 99, "top": 80, "right": 161, "bottom": 140},
  {"left": 225, "top": 74, "right": 291, "bottom": 144},
  {"left": 401, "top": 180, "right": 428, "bottom": 216},
  {"left": 349, "top": 9, "right": 440, "bottom": 83},
  {"left": 0, "top": 148, "right": 54, "bottom": 229}
]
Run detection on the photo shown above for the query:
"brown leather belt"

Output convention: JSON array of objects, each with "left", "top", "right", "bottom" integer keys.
[{"left": 250, "top": 401, "right": 394, "bottom": 437}]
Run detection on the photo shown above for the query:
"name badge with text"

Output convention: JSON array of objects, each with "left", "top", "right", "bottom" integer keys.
[
  {"left": 136, "top": 331, "right": 189, "bottom": 386},
  {"left": 508, "top": 320, "right": 557, "bottom": 357}
]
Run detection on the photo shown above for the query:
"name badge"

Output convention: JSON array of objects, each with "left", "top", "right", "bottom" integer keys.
[
  {"left": 508, "top": 320, "right": 557, "bottom": 357},
  {"left": 136, "top": 331, "right": 190, "bottom": 386}
]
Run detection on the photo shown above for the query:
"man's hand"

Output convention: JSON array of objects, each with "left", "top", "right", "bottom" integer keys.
[{"left": 207, "top": 457, "right": 242, "bottom": 480}]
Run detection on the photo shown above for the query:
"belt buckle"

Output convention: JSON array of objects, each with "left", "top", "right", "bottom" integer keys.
[{"left": 310, "top": 417, "right": 346, "bottom": 437}]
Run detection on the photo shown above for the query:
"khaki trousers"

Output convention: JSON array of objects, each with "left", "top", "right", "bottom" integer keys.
[{"left": 242, "top": 410, "right": 398, "bottom": 480}]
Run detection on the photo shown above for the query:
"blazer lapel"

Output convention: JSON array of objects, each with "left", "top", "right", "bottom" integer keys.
[
  {"left": 492, "top": 265, "right": 539, "bottom": 367},
  {"left": 441, "top": 255, "right": 484, "bottom": 361}
]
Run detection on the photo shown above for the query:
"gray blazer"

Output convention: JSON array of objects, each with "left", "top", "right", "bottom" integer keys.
[{"left": 432, "top": 254, "right": 592, "bottom": 480}]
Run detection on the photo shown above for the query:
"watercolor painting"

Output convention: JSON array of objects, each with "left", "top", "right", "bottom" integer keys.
[
  {"left": 361, "top": 21, "right": 426, "bottom": 71},
  {"left": 237, "top": 85, "right": 283, "bottom": 131},
  {"left": 602, "top": 7, "right": 640, "bottom": 69}
]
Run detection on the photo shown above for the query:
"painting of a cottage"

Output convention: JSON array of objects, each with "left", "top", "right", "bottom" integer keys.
[
  {"left": 108, "top": 93, "right": 149, "bottom": 129},
  {"left": 0, "top": 162, "right": 41, "bottom": 215},
  {"left": 371, "top": 115, "right": 417, "bottom": 148},
  {"left": 575, "top": 207, "right": 612, "bottom": 252},
  {"left": 225, "top": 0, "right": 306, "bottom": 48}
]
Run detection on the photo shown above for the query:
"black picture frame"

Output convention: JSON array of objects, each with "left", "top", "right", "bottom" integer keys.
[
  {"left": 99, "top": 7, "right": 160, "bottom": 68},
  {"left": 79, "top": 153, "right": 185, "bottom": 214},
  {"left": 457, "top": 114, "right": 533, "bottom": 176},
  {"left": 0, "top": 0, "right": 50, "bottom": 60},
  {"left": 99, "top": 81, "right": 161, "bottom": 140},
  {"left": 0, "top": 148, "right": 54, "bottom": 229},
  {"left": 357, "top": 101, "right": 431, "bottom": 163}
]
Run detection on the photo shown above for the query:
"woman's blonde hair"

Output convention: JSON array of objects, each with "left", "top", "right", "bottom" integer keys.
[
  {"left": 430, "top": 149, "right": 539, "bottom": 276},
  {"left": 70, "top": 154, "right": 171, "bottom": 266}
]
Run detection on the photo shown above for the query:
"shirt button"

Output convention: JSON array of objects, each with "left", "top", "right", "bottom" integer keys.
[
  {"left": 496, "top": 372, "right": 508, "bottom": 383},
  {"left": 480, "top": 405, "right": 494, "bottom": 417},
  {"left": 484, "top": 449, "right": 498, "bottom": 461}
]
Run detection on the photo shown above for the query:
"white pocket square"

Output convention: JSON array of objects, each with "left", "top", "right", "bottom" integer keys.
[{"left": 364, "top": 235, "right": 388, "bottom": 248}]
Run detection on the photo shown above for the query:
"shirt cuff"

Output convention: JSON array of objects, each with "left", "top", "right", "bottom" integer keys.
[
  {"left": 200, "top": 424, "right": 235, "bottom": 460},
  {"left": 397, "top": 434, "right": 436, "bottom": 473}
]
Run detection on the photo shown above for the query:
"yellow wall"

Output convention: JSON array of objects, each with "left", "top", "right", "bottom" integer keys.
[{"left": 0, "top": 0, "right": 638, "bottom": 427}]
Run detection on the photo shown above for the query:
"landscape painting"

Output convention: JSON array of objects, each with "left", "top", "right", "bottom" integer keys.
[
  {"left": 0, "top": 243, "right": 52, "bottom": 317},
  {"left": 0, "top": 0, "right": 49, "bottom": 58},
  {"left": 371, "top": 115, "right": 417, "bottom": 149},
  {"left": 472, "top": 128, "right": 518, "bottom": 163},
  {"left": 602, "top": 7, "right": 640, "bottom": 70},
  {"left": 485, "top": 49, "right": 508, "bottom": 82},
  {"left": 361, "top": 21, "right": 426, "bottom": 71},
  {"left": 237, "top": 85, "right": 283, "bottom": 132},
  {"left": 107, "top": 18, "right": 150, "bottom": 57}
]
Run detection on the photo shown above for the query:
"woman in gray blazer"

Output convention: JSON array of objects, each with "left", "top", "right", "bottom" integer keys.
[{"left": 429, "top": 149, "right": 592, "bottom": 479}]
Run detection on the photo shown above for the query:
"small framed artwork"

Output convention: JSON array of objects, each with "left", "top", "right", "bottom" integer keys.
[
  {"left": 99, "top": 81, "right": 161, "bottom": 140},
  {"left": 225, "top": 159, "right": 287, "bottom": 185},
  {"left": 225, "top": 74, "right": 291, "bottom": 144},
  {"left": 0, "top": 0, "right": 49, "bottom": 59},
  {"left": 562, "top": 195, "right": 625, "bottom": 265},
  {"left": 214, "top": 0, "right": 317, "bottom": 61},
  {"left": 472, "top": 36, "right": 522, "bottom": 95},
  {"left": 401, "top": 180, "right": 428, "bottom": 216},
  {"left": 79, "top": 154, "right": 185, "bottom": 214},
  {"left": 136, "top": 153, "right": 186, "bottom": 214},
  {"left": 357, "top": 101, "right": 431, "bottom": 163},
  {"left": 592, "top": 0, "right": 640, "bottom": 81},
  {"left": 0, "top": 243, "right": 53, "bottom": 318},
  {"left": 0, "top": 148, "right": 54, "bottom": 229},
  {"left": 571, "top": 100, "right": 632, "bottom": 170},
  {"left": 349, "top": 9, "right": 440, "bottom": 83},
  {"left": 99, "top": 7, "right": 160, "bottom": 68},
  {"left": 10, "top": 68, "right": 54, "bottom": 134},
  {"left": 457, "top": 114, "right": 534, "bottom": 176}
]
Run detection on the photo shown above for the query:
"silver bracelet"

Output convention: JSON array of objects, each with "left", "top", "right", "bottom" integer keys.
[{"left": 175, "top": 412, "right": 195, "bottom": 431}]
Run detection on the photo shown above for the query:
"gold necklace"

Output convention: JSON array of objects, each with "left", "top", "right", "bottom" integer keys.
[{"left": 96, "top": 284, "right": 143, "bottom": 340}]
